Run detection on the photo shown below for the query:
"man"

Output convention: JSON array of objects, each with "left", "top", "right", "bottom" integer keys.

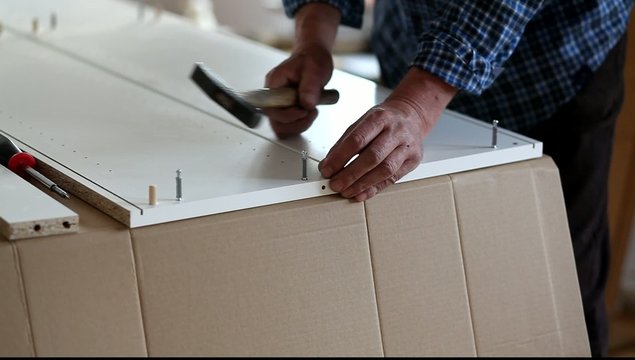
[{"left": 264, "top": 0, "right": 633, "bottom": 356}]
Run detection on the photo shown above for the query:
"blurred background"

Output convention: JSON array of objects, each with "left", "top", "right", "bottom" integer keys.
[
  {"left": 131, "top": 0, "right": 635, "bottom": 356},
  {"left": 131, "top": 0, "right": 381, "bottom": 82}
]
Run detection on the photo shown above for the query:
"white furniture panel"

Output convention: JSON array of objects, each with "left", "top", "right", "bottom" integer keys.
[
  {"left": 0, "top": 164, "right": 77, "bottom": 240},
  {"left": 0, "top": 2, "right": 542, "bottom": 227},
  {"left": 0, "top": 0, "right": 175, "bottom": 37},
  {"left": 30, "top": 14, "right": 539, "bottom": 165},
  {"left": 0, "top": 38, "right": 326, "bottom": 227}
]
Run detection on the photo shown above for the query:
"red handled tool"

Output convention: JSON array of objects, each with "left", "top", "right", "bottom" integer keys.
[{"left": 0, "top": 132, "right": 69, "bottom": 199}]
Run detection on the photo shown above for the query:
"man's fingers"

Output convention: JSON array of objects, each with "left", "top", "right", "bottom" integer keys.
[
  {"left": 267, "top": 109, "right": 318, "bottom": 138},
  {"left": 319, "top": 113, "right": 384, "bottom": 178},
  {"left": 261, "top": 107, "right": 309, "bottom": 124},
  {"left": 337, "top": 144, "right": 414, "bottom": 198},
  {"left": 298, "top": 70, "right": 328, "bottom": 109},
  {"left": 328, "top": 131, "right": 399, "bottom": 192},
  {"left": 351, "top": 156, "right": 421, "bottom": 202},
  {"left": 265, "top": 60, "right": 299, "bottom": 89}
]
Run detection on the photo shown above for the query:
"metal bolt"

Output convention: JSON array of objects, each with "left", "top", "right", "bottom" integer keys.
[
  {"left": 32, "top": 18, "right": 39, "bottom": 34},
  {"left": 491, "top": 119, "right": 499, "bottom": 149},
  {"left": 176, "top": 169, "right": 183, "bottom": 201},
  {"left": 50, "top": 12, "right": 57, "bottom": 30},
  {"left": 301, "top": 151, "right": 308, "bottom": 181},
  {"left": 154, "top": 4, "right": 163, "bottom": 20},
  {"left": 138, "top": 1, "right": 146, "bottom": 20}
]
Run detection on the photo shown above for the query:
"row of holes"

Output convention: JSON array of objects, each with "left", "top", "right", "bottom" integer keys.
[{"left": 33, "top": 221, "right": 72, "bottom": 232}]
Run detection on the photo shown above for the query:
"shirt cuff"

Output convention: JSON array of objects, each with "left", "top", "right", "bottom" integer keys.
[
  {"left": 282, "top": 0, "right": 364, "bottom": 28},
  {"left": 411, "top": 32, "right": 505, "bottom": 95}
]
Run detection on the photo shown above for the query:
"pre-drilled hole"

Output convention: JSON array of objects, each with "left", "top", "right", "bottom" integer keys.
[
  {"left": 34, "top": 224, "right": 41, "bottom": 231},
  {"left": 62, "top": 221, "right": 71, "bottom": 229}
]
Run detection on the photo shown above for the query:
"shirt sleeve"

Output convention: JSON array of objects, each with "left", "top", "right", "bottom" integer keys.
[
  {"left": 282, "top": 0, "right": 364, "bottom": 28},
  {"left": 412, "top": 1, "right": 545, "bottom": 94}
]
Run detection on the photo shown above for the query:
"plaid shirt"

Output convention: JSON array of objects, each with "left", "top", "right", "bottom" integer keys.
[{"left": 283, "top": 0, "right": 633, "bottom": 131}]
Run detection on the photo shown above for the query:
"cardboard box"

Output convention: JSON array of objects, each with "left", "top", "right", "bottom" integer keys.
[
  {"left": 0, "top": 196, "right": 146, "bottom": 356},
  {"left": 0, "top": 156, "right": 590, "bottom": 356}
]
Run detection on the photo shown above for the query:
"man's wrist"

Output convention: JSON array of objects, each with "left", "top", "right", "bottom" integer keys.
[
  {"left": 385, "top": 67, "right": 458, "bottom": 136},
  {"left": 293, "top": 3, "right": 341, "bottom": 54}
]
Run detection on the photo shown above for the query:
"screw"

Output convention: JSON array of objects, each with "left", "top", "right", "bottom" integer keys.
[
  {"left": 301, "top": 151, "right": 308, "bottom": 181},
  {"left": 138, "top": 0, "right": 146, "bottom": 20},
  {"left": 50, "top": 12, "right": 57, "bottom": 30},
  {"left": 491, "top": 120, "right": 499, "bottom": 149},
  {"left": 154, "top": 4, "right": 163, "bottom": 20},
  {"left": 176, "top": 169, "right": 183, "bottom": 201}
]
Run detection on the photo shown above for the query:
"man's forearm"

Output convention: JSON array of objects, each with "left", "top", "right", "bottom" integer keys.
[
  {"left": 386, "top": 67, "right": 458, "bottom": 137},
  {"left": 293, "top": 3, "right": 341, "bottom": 54}
]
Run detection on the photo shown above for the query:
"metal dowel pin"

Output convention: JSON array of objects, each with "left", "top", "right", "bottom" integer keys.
[
  {"left": 50, "top": 12, "right": 57, "bottom": 30},
  {"left": 491, "top": 119, "right": 499, "bottom": 149},
  {"left": 301, "top": 151, "right": 308, "bottom": 181},
  {"left": 138, "top": 0, "right": 146, "bottom": 20},
  {"left": 154, "top": 4, "right": 163, "bottom": 20},
  {"left": 176, "top": 169, "right": 183, "bottom": 201},
  {"left": 0, "top": 22, "right": 3, "bottom": 36}
]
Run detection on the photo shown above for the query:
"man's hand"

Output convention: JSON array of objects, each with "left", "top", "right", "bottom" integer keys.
[
  {"left": 319, "top": 67, "right": 457, "bottom": 201},
  {"left": 263, "top": 3, "right": 341, "bottom": 138},
  {"left": 264, "top": 46, "right": 334, "bottom": 138}
]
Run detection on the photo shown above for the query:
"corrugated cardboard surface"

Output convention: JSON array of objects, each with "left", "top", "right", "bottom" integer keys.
[
  {"left": 0, "top": 241, "right": 33, "bottom": 356},
  {"left": 527, "top": 158, "right": 591, "bottom": 355},
  {"left": 2, "top": 195, "right": 147, "bottom": 356},
  {"left": 449, "top": 157, "right": 589, "bottom": 356},
  {"left": 0, "top": 156, "right": 590, "bottom": 356},
  {"left": 131, "top": 196, "right": 383, "bottom": 356},
  {"left": 364, "top": 176, "right": 476, "bottom": 356}
]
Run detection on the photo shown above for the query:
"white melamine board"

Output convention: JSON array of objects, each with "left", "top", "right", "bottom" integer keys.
[
  {"left": 38, "top": 17, "right": 541, "bottom": 164},
  {"left": 0, "top": 39, "right": 325, "bottom": 227},
  {"left": 42, "top": 18, "right": 377, "bottom": 150},
  {"left": 0, "top": 165, "right": 78, "bottom": 240},
  {"left": 0, "top": 6, "right": 541, "bottom": 227},
  {"left": 0, "top": 0, "right": 152, "bottom": 37}
]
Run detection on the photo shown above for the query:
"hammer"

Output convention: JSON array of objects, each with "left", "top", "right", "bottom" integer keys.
[{"left": 190, "top": 62, "right": 339, "bottom": 128}]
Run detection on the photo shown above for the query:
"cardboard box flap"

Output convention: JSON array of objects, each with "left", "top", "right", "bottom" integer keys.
[
  {"left": 527, "top": 157, "right": 590, "bottom": 355},
  {"left": 450, "top": 157, "right": 589, "bottom": 356},
  {"left": 13, "top": 196, "right": 146, "bottom": 356},
  {"left": 0, "top": 242, "right": 34, "bottom": 356},
  {"left": 132, "top": 196, "right": 383, "bottom": 356},
  {"left": 365, "top": 176, "right": 476, "bottom": 356},
  {"left": 16, "top": 231, "right": 146, "bottom": 356}
]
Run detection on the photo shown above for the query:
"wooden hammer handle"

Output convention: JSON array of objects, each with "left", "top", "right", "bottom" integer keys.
[{"left": 240, "top": 88, "right": 339, "bottom": 108}]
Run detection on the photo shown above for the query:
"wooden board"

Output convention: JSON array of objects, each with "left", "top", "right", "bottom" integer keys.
[
  {"left": 0, "top": 164, "right": 78, "bottom": 240},
  {"left": 0, "top": 5, "right": 542, "bottom": 228}
]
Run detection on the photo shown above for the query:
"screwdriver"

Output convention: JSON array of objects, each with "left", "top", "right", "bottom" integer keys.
[{"left": 0, "top": 132, "right": 70, "bottom": 199}]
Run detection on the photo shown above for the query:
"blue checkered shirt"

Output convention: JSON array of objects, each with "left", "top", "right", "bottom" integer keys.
[{"left": 283, "top": 0, "right": 633, "bottom": 131}]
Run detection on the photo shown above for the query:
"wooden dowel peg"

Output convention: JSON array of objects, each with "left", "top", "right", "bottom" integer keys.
[
  {"left": 32, "top": 18, "right": 39, "bottom": 34},
  {"left": 149, "top": 184, "right": 157, "bottom": 205}
]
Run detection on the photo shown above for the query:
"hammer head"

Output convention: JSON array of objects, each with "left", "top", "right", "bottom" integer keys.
[{"left": 190, "top": 62, "right": 262, "bottom": 128}]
